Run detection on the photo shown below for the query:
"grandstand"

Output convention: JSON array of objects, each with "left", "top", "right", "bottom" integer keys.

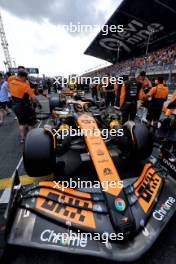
[
  {"left": 83, "top": 44, "right": 176, "bottom": 78},
  {"left": 84, "top": 0, "right": 176, "bottom": 91},
  {"left": 83, "top": 44, "right": 176, "bottom": 92}
]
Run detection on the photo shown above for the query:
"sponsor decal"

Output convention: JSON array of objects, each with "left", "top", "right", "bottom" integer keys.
[
  {"left": 60, "top": 233, "right": 70, "bottom": 246},
  {"left": 36, "top": 191, "right": 96, "bottom": 228},
  {"left": 142, "top": 227, "right": 150, "bottom": 237},
  {"left": 121, "top": 217, "right": 129, "bottom": 223},
  {"left": 99, "top": 20, "right": 164, "bottom": 53},
  {"left": 23, "top": 209, "right": 30, "bottom": 218},
  {"left": 96, "top": 149, "right": 105, "bottom": 156},
  {"left": 114, "top": 198, "right": 126, "bottom": 212},
  {"left": 162, "top": 158, "right": 176, "bottom": 173},
  {"left": 81, "top": 120, "right": 95, "bottom": 124},
  {"left": 40, "top": 229, "right": 87, "bottom": 248},
  {"left": 78, "top": 113, "right": 122, "bottom": 197},
  {"left": 98, "top": 159, "right": 109, "bottom": 163},
  {"left": 104, "top": 241, "right": 112, "bottom": 250},
  {"left": 103, "top": 168, "right": 112, "bottom": 176},
  {"left": 135, "top": 169, "right": 162, "bottom": 213},
  {"left": 89, "top": 137, "right": 101, "bottom": 142},
  {"left": 153, "top": 197, "right": 176, "bottom": 221},
  {"left": 92, "top": 142, "right": 101, "bottom": 146}
]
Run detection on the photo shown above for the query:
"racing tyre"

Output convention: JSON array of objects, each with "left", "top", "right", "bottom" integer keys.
[
  {"left": 120, "top": 122, "right": 153, "bottom": 161},
  {"left": 23, "top": 128, "right": 56, "bottom": 177},
  {"left": 133, "top": 124, "right": 153, "bottom": 160},
  {"left": 49, "top": 96, "right": 61, "bottom": 113},
  {"left": 56, "top": 132, "right": 71, "bottom": 155}
]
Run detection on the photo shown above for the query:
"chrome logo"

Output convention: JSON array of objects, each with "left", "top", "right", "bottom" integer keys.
[
  {"left": 115, "top": 198, "right": 126, "bottom": 212},
  {"left": 60, "top": 234, "right": 70, "bottom": 246}
]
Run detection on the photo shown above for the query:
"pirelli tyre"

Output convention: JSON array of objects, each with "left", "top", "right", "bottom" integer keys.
[
  {"left": 23, "top": 128, "right": 56, "bottom": 177},
  {"left": 49, "top": 96, "right": 61, "bottom": 113},
  {"left": 132, "top": 123, "right": 153, "bottom": 160},
  {"left": 122, "top": 121, "right": 153, "bottom": 161}
]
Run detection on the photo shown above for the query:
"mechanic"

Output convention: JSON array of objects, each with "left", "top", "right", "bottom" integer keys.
[
  {"left": 46, "top": 78, "right": 52, "bottom": 94},
  {"left": 7, "top": 66, "right": 26, "bottom": 83},
  {"left": 136, "top": 71, "right": 152, "bottom": 122},
  {"left": 120, "top": 72, "right": 144, "bottom": 124},
  {"left": 115, "top": 75, "right": 128, "bottom": 107},
  {"left": 136, "top": 71, "right": 152, "bottom": 94},
  {"left": 53, "top": 78, "right": 62, "bottom": 92},
  {"left": 146, "top": 76, "right": 169, "bottom": 125},
  {"left": 8, "top": 66, "right": 34, "bottom": 90},
  {"left": 0, "top": 73, "right": 10, "bottom": 126},
  {"left": 163, "top": 90, "right": 176, "bottom": 163},
  {"left": 165, "top": 89, "right": 176, "bottom": 116},
  {"left": 103, "top": 74, "right": 117, "bottom": 107},
  {"left": 98, "top": 82, "right": 105, "bottom": 99},
  {"left": 91, "top": 81, "right": 99, "bottom": 101},
  {"left": 8, "top": 70, "right": 41, "bottom": 143}
]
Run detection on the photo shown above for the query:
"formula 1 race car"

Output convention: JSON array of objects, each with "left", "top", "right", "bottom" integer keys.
[
  {"left": 49, "top": 94, "right": 120, "bottom": 130},
  {"left": 1, "top": 108, "right": 176, "bottom": 262},
  {"left": 49, "top": 90, "right": 85, "bottom": 114}
]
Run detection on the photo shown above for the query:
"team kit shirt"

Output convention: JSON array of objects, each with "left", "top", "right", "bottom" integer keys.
[{"left": 8, "top": 77, "right": 35, "bottom": 100}]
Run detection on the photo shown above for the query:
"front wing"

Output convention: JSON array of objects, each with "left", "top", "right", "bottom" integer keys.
[{"left": 6, "top": 175, "right": 176, "bottom": 262}]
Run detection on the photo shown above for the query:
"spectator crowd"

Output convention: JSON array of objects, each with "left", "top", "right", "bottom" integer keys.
[{"left": 83, "top": 44, "right": 176, "bottom": 78}]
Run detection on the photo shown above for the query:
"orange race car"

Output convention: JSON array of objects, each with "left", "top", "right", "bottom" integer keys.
[{"left": 1, "top": 100, "right": 176, "bottom": 262}]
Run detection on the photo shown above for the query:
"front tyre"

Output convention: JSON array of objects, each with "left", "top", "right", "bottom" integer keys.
[{"left": 23, "top": 128, "right": 56, "bottom": 177}]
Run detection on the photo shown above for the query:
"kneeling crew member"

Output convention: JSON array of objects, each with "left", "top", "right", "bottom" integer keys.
[{"left": 8, "top": 71, "right": 41, "bottom": 143}]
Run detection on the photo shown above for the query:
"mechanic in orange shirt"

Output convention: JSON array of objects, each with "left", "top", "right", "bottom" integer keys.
[
  {"left": 146, "top": 76, "right": 169, "bottom": 124},
  {"left": 165, "top": 90, "right": 176, "bottom": 116},
  {"left": 136, "top": 71, "right": 152, "bottom": 94},
  {"left": 8, "top": 70, "right": 41, "bottom": 143}
]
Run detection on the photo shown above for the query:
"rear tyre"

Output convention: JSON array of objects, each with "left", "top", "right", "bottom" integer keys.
[
  {"left": 119, "top": 122, "right": 153, "bottom": 161},
  {"left": 133, "top": 124, "right": 153, "bottom": 160}
]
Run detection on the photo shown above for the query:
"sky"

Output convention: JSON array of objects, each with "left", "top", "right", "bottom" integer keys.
[{"left": 0, "top": 0, "right": 123, "bottom": 77}]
